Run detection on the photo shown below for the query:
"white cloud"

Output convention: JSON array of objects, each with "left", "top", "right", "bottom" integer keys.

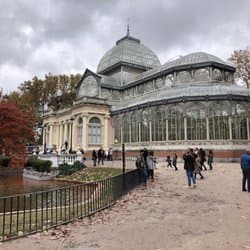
[
  {"left": 0, "top": 0, "right": 249, "bottom": 92},
  {"left": 0, "top": 64, "right": 31, "bottom": 94}
]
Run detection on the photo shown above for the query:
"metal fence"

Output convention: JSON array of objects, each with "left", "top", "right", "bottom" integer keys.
[{"left": 0, "top": 169, "right": 141, "bottom": 242}]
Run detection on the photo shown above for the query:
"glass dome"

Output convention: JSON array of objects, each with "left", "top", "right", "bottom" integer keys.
[{"left": 97, "top": 35, "right": 161, "bottom": 73}]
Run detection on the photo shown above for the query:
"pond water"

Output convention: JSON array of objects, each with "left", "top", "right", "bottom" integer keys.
[{"left": 0, "top": 175, "right": 72, "bottom": 197}]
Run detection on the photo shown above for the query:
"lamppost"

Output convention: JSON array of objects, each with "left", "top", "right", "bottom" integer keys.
[
  {"left": 122, "top": 143, "right": 126, "bottom": 192},
  {"left": 70, "top": 116, "right": 74, "bottom": 153},
  {"left": 43, "top": 124, "right": 47, "bottom": 154}
]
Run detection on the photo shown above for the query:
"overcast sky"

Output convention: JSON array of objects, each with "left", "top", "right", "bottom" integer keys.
[{"left": 0, "top": 0, "right": 249, "bottom": 93}]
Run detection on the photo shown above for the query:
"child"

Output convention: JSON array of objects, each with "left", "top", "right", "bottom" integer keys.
[
  {"left": 172, "top": 153, "right": 178, "bottom": 171},
  {"left": 166, "top": 155, "right": 173, "bottom": 169}
]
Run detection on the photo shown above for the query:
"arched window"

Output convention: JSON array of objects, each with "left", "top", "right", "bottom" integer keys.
[
  {"left": 131, "top": 112, "right": 139, "bottom": 143},
  {"left": 155, "top": 77, "right": 164, "bottom": 89},
  {"left": 194, "top": 68, "right": 209, "bottom": 82},
  {"left": 177, "top": 71, "right": 191, "bottom": 83},
  {"left": 232, "top": 104, "right": 248, "bottom": 139},
  {"left": 165, "top": 74, "right": 174, "bottom": 86},
  {"left": 168, "top": 108, "right": 184, "bottom": 140},
  {"left": 122, "top": 114, "right": 130, "bottom": 143},
  {"left": 186, "top": 106, "right": 207, "bottom": 140},
  {"left": 231, "top": 118, "right": 248, "bottom": 140},
  {"left": 145, "top": 81, "right": 153, "bottom": 92},
  {"left": 209, "top": 103, "right": 229, "bottom": 140},
  {"left": 88, "top": 117, "right": 101, "bottom": 145},
  {"left": 225, "top": 72, "right": 233, "bottom": 83},
  {"left": 114, "top": 116, "right": 121, "bottom": 144},
  {"left": 152, "top": 108, "right": 166, "bottom": 141},
  {"left": 212, "top": 69, "right": 223, "bottom": 81},
  {"left": 77, "top": 117, "right": 83, "bottom": 146},
  {"left": 140, "top": 110, "right": 150, "bottom": 142}
]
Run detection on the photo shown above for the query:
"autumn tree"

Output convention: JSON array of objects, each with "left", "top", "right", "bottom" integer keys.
[
  {"left": 48, "top": 74, "right": 81, "bottom": 111},
  {"left": 0, "top": 101, "right": 34, "bottom": 157},
  {"left": 229, "top": 48, "right": 250, "bottom": 88},
  {"left": 9, "top": 73, "right": 81, "bottom": 113},
  {"left": 8, "top": 90, "right": 37, "bottom": 126},
  {"left": 6, "top": 73, "right": 81, "bottom": 144}
]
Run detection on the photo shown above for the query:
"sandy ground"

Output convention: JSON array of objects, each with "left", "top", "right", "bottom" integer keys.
[{"left": 2, "top": 161, "right": 250, "bottom": 250}]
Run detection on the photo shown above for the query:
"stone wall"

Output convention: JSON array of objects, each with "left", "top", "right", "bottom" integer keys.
[{"left": 23, "top": 168, "right": 59, "bottom": 181}]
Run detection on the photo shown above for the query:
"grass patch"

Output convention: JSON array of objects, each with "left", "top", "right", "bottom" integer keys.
[{"left": 60, "top": 167, "right": 123, "bottom": 182}]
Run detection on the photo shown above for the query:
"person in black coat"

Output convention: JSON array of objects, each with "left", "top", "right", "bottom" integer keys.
[
  {"left": 92, "top": 150, "right": 97, "bottom": 166},
  {"left": 199, "top": 148, "right": 207, "bottom": 171},
  {"left": 183, "top": 148, "right": 196, "bottom": 188},
  {"left": 97, "top": 147, "right": 105, "bottom": 165}
]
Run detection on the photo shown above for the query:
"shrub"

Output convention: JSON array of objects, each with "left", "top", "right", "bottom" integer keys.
[
  {"left": 59, "top": 160, "right": 86, "bottom": 176},
  {"left": 58, "top": 164, "right": 73, "bottom": 176},
  {"left": 73, "top": 160, "right": 85, "bottom": 170},
  {"left": 25, "top": 156, "right": 52, "bottom": 172},
  {"left": 0, "top": 155, "right": 10, "bottom": 167}
]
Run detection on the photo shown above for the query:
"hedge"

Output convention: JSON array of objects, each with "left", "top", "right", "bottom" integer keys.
[
  {"left": 58, "top": 160, "right": 86, "bottom": 176},
  {"left": 25, "top": 156, "right": 52, "bottom": 173},
  {"left": 0, "top": 155, "right": 10, "bottom": 167}
]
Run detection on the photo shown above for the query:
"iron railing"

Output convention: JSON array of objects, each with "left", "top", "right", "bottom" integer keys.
[{"left": 0, "top": 169, "right": 141, "bottom": 242}]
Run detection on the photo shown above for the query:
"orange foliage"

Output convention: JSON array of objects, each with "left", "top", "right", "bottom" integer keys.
[{"left": 0, "top": 101, "right": 34, "bottom": 157}]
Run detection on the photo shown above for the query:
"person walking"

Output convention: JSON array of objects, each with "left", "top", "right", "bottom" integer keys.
[
  {"left": 199, "top": 148, "right": 207, "bottom": 171},
  {"left": 136, "top": 150, "right": 148, "bottom": 186},
  {"left": 166, "top": 155, "right": 173, "bottom": 169},
  {"left": 183, "top": 149, "right": 196, "bottom": 188},
  {"left": 146, "top": 150, "right": 156, "bottom": 180},
  {"left": 92, "top": 149, "right": 97, "bottom": 166},
  {"left": 240, "top": 150, "right": 250, "bottom": 192},
  {"left": 193, "top": 151, "right": 204, "bottom": 180},
  {"left": 97, "top": 147, "right": 105, "bottom": 165},
  {"left": 172, "top": 153, "right": 178, "bottom": 171},
  {"left": 207, "top": 150, "right": 214, "bottom": 170},
  {"left": 143, "top": 148, "right": 150, "bottom": 178},
  {"left": 109, "top": 148, "right": 113, "bottom": 161}
]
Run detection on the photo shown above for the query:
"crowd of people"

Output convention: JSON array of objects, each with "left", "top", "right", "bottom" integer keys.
[
  {"left": 59, "top": 141, "right": 114, "bottom": 166},
  {"left": 133, "top": 147, "right": 250, "bottom": 194},
  {"left": 163, "top": 148, "right": 214, "bottom": 188},
  {"left": 182, "top": 148, "right": 213, "bottom": 188},
  {"left": 40, "top": 139, "right": 250, "bottom": 193},
  {"left": 135, "top": 148, "right": 157, "bottom": 186},
  {"left": 134, "top": 147, "right": 214, "bottom": 188},
  {"left": 92, "top": 147, "right": 113, "bottom": 166}
]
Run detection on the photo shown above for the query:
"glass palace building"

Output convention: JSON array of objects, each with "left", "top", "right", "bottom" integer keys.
[{"left": 43, "top": 32, "right": 250, "bottom": 161}]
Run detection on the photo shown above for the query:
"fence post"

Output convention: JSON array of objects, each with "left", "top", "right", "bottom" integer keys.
[{"left": 122, "top": 143, "right": 126, "bottom": 192}]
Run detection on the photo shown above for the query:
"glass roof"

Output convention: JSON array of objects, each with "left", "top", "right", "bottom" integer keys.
[
  {"left": 112, "top": 84, "right": 250, "bottom": 111},
  {"left": 126, "top": 52, "right": 235, "bottom": 85},
  {"left": 97, "top": 35, "right": 161, "bottom": 73},
  {"left": 162, "top": 52, "right": 233, "bottom": 69}
]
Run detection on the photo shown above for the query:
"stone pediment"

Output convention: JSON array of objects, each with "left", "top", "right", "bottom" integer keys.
[{"left": 76, "top": 69, "right": 100, "bottom": 99}]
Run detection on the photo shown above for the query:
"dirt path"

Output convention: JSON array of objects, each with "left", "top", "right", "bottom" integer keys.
[{"left": 3, "top": 163, "right": 250, "bottom": 250}]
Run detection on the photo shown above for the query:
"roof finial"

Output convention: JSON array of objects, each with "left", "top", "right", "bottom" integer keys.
[{"left": 127, "top": 18, "right": 130, "bottom": 36}]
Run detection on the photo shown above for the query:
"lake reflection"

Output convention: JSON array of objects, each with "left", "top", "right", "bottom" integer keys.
[{"left": 0, "top": 175, "right": 71, "bottom": 197}]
